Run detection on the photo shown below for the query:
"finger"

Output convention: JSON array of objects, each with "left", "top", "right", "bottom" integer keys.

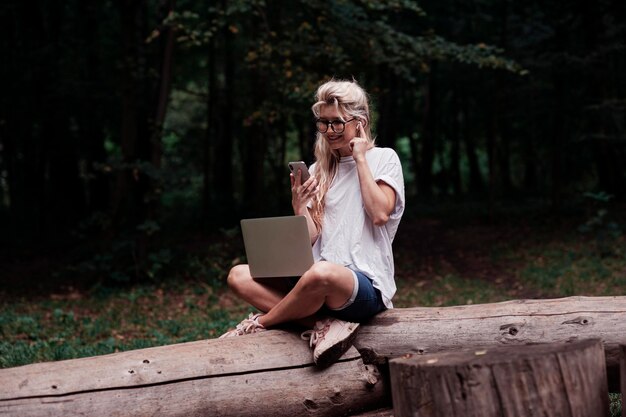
[
  {"left": 303, "top": 175, "right": 316, "bottom": 187},
  {"left": 356, "top": 121, "right": 364, "bottom": 136},
  {"left": 290, "top": 173, "right": 295, "bottom": 188}
]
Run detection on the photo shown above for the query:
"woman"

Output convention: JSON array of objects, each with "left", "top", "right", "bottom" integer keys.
[{"left": 221, "top": 79, "right": 405, "bottom": 368}]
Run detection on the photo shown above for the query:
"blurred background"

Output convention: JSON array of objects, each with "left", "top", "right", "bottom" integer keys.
[{"left": 0, "top": 0, "right": 625, "bottom": 372}]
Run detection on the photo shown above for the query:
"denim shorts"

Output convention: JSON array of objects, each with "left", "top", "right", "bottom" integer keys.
[{"left": 319, "top": 270, "right": 387, "bottom": 323}]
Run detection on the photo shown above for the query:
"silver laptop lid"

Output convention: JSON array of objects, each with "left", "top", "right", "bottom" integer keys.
[{"left": 240, "top": 216, "right": 314, "bottom": 278}]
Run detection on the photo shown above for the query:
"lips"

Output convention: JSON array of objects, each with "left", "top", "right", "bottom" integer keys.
[{"left": 327, "top": 135, "right": 343, "bottom": 142}]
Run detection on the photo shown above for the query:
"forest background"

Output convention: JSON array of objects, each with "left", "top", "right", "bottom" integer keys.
[{"left": 0, "top": 0, "right": 625, "bottom": 370}]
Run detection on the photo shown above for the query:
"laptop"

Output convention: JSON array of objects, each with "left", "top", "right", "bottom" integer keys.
[{"left": 240, "top": 215, "right": 315, "bottom": 278}]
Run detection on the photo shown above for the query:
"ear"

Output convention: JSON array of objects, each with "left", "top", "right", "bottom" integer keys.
[{"left": 359, "top": 117, "right": 368, "bottom": 127}]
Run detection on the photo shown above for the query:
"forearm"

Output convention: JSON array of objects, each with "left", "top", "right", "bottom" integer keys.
[
  {"left": 294, "top": 204, "right": 319, "bottom": 244},
  {"left": 290, "top": 172, "right": 320, "bottom": 244},
  {"left": 355, "top": 158, "right": 393, "bottom": 226}
]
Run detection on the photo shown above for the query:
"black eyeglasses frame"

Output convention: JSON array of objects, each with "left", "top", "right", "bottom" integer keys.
[{"left": 315, "top": 118, "right": 357, "bottom": 134}]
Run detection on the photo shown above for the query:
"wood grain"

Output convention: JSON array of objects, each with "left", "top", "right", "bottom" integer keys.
[
  {"left": 355, "top": 296, "right": 626, "bottom": 389},
  {"left": 0, "top": 331, "right": 384, "bottom": 417},
  {"left": 390, "top": 339, "right": 609, "bottom": 417}
]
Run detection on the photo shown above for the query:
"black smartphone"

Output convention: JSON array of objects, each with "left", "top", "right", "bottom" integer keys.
[{"left": 288, "top": 161, "right": 311, "bottom": 183}]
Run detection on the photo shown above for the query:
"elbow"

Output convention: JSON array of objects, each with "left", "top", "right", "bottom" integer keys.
[{"left": 372, "top": 213, "right": 390, "bottom": 227}]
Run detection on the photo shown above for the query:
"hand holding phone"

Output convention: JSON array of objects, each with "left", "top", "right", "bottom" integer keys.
[{"left": 288, "top": 161, "right": 311, "bottom": 183}]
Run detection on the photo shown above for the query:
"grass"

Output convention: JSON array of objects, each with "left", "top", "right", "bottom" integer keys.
[
  {"left": 0, "top": 281, "right": 250, "bottom": 368},
  {"left": 1, "top": 208, "right": 625, "bottom": 414},
  {"left": 394, "top": 273, "right": 509, "bottom": 308},
  {"left": 2, "top": 214, "right": 624, "bottom": 368}
]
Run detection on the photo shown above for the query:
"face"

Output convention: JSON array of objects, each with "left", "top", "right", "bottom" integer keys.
[{"left": 318, "top": 105, "right": 360, "bottom": 157}]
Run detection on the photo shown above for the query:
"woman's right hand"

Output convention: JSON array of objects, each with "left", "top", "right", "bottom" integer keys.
[{"left": 291, "top": 169, "right": 318, "bottom": 215}]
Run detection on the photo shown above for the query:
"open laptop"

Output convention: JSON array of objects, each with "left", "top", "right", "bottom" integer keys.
[{"left": 240, "top": 215, "right": 314, "bottom": 278}]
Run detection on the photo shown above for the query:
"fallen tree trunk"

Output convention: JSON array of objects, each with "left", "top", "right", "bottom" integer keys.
[
  {"left": 1, "top": 296, "right": 625, "bottom": 416},
  {"left": 355, "top": 296, "right": 626, "bottom": 391},
  {"left": 0, "top": 332, "right": 384, "bottom": 417}
]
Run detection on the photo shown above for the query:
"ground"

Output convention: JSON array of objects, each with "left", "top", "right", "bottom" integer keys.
[{"left": 1, "top": 206, "right": 625, "bottom": 368}]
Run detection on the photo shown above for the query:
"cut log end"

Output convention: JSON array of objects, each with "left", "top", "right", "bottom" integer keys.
[{"left": 390, "top": 339, "right": 610, "bottom": 417}]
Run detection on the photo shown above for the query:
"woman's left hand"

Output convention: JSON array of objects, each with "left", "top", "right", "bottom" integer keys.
[{"left": 350, "top": 122, "right": 368, "bottom": 161}]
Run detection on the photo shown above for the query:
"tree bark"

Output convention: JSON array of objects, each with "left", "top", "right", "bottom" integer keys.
[
  {"left": 461, "top": 90, "right": 484, "bottom": 195},
  {"left": 450, "top": 85, "right": 462, "bottom": 196},
  {"left": 350, "top": 409, "right": 394, "bottom": 417},
  {"left": 495, "top": 0, "right": 513, "bottom": 197},
  {"left": 376, "top": 66, "right": 398, "bottom": 149},
  {"left": 212, "top": 5, "right": 236, "bottom": 221},
  {"left": 113, "top": 0, "right": 145, "bottom": 229},
  {"left": 390, "top": 339, "right": 609, "bottom": 417},
  {"left": 1, "top": 297, "right": 625, "bottom": 416},
  {"left": 150, "top": 0, "right": 176, "bottom": 172},
  {"left": 417, "top": 66, "right": 436, "bottom": 197},
  {"left": 77, "top": 1, "right": 109, "bottom": 215},
  {"left": 355, "top": 296, "right": 626, "bottom": 391},
  {"left": 0, "top": 332, "right": 384, "bottom": 417},
  {"left": 202, "top": 36, "right": 216, "bottom": 221}
]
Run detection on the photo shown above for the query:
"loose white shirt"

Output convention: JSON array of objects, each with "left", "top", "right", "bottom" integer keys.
[{"left": 309, "top": 147, "right": 405, "bottom": 308}]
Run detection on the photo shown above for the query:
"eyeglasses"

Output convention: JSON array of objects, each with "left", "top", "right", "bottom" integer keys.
[{"left": 315, "top": 118, "right": 356, "bottom": 134}]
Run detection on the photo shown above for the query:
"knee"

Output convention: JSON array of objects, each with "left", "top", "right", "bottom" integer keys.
[
  {"left": 300, "top": 261, "right": 335, "bottom": 291},
  {"left": 227, "top": 264, "right": 252, "bottom": 294}
]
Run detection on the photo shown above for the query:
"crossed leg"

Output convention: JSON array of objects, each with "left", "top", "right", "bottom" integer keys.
[{"left": 227, "top": 261, "right": 356, "bottom": 328}]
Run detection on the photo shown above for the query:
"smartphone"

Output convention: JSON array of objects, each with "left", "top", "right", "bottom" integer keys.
[{"left": 288, "top": 161, "right": 311, "bottom": 183}]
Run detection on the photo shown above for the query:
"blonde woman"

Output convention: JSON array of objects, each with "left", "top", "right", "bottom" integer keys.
[{"left": 221, "top": 79, "right": 405, "bottom": 368}]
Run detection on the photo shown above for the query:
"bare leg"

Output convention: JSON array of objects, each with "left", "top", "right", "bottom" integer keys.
[
  {"left": 258, "top": 261, "right": 355, "bottom": 328},
  {"left": 227, "top": 264, "right": 320, "bottom": 328},
  {"left": 227, "top": 265, "right": 289, "bottom": 313}
]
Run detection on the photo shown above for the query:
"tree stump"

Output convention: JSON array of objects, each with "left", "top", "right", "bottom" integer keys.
[
  {"left": 389, "top": 339, "right": 609, "bottom": 417},
  {"left": 356, "top": 296, "right": 626, "bottom": 391}
]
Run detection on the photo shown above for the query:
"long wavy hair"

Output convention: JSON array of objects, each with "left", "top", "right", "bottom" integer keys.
[{"left": 310, "top": 79, "right": 375, "bottom": 231}]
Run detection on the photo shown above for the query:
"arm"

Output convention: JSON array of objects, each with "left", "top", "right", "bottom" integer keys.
[
  {"left": 291, "top": 169, "right": 320, "bottom": 244},
  {"left": 355, "top": 159, "right": 396, "bottom": 226},
  {"left": 351, "top": 123, "right": 397, "bottom": 226}
]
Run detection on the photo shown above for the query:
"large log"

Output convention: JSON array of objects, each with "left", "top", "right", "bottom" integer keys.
[
  {"left": 389, "top": 339, "right": 609, "bottom": 417},
  {"left": 2, "top": 296, "right": 625, "bottom": 416},
  {"left": 351, "top": 408, "right": 394, "bottom": 417},
  {"left": 0, "top": 331, "right": 384, "bottom": 417},
  {"left": 355, "top": 296, "right": 626, "bottom": 390}
]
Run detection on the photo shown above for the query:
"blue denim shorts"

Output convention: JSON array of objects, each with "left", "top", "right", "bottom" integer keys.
[{"left": 320, "top": 270, "right": 387, "bottom": 323}]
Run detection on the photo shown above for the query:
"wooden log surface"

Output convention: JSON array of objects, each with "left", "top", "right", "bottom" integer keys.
[
  {"left": 0, "top": 331, "right": 384, "bottom": 417},
  {"left": 389, "top": 339, "right": 609, "bottom": 417},
  {"left": 2, "top": 296, "right": 625, "bottom": 416},
  {"left": 355, "top": 296, "right": 626, "bottom": 389},
  {"left": 350, "top": 408, "right": 394, "bottom": 417}
]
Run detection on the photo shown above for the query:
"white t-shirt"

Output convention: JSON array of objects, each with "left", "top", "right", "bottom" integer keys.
[{"left": 309, "top": 147, "right": 405, "bottom": 308}]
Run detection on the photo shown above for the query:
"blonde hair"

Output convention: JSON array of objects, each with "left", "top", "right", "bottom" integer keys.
[{"left": 310, "top": 79, "right": 376, "bottom": 231}]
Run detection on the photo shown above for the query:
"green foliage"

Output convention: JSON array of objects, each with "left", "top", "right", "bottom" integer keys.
[
  {"left": 579, "top": 192, "right": 623, "bottom": 256},
  {"left": 5, "top": 0, "right": 625, "bottom": 248},
  {"left": 610, "top": 393, "right": 622, "bottom": 417}
]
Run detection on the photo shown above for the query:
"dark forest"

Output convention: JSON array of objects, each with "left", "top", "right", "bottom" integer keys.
[{"left": 2, "top": 0, "right": 624, "bottom": 241}]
